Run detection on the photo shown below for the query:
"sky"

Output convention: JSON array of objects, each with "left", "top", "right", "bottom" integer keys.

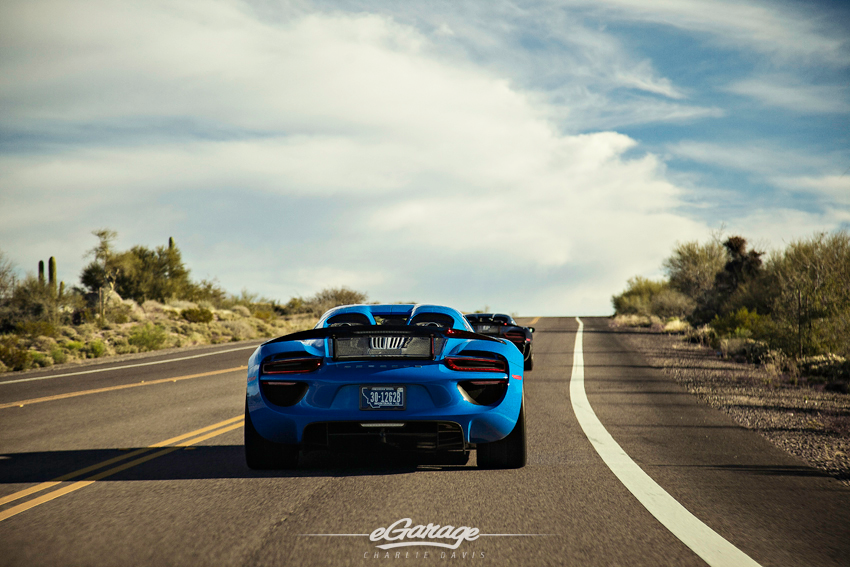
[{"left": 1, "top": 0, "right": 849, "bottom": 316}]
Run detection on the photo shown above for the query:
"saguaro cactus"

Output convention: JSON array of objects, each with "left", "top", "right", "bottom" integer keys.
[
  {"left": 168, "top": 236, "right": 175, "bottom": 250},
  {"left": 48, "top": 256, "right": 57, "bottom": 294},
  {"left": 38, "top": 260, "right": 45, "bottom": 285}
]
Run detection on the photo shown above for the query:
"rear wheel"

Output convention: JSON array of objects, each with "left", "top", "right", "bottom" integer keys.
[
  {"left": 524, "top": 351, "right": 534, "bottom": 371},
  {"left": 476, "top": 403, "right": 526, "bottom": 469},
  {"left": 244, "top": 402, "right": 299, "bottom": 470}
]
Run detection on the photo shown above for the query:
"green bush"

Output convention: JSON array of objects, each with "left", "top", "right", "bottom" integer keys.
[
  {"left": 16, "top": 320, "right": 56, "bottom": 340},
  {"left": 253, "top": 309, "right": 275, "bottom": 322},
  {"left": 31, "top": 352, "right": 54, "bottom": 368},
  {"left": 182, "top": 307, "right": 213, "bottom": 324},
  {"left": 612, "top": 277, "right": 669, "bottom": 316},
  {"left": 0, "top": 336, "right": 31, "bottom": 371},
  {"left": 664, "top": 238, "right": 726, "bottom": 301},
  {"left": 128, "top": 323, "right": 168, "bottom": 351},
  {"left": 711, "top": 307, "right": 765, "bottom": 338},
  {"left": 50, "top": 346, "right": 68, "bottom": 364},
  {"left": 83, "top": 339, "right": 107, "bottom": 358},
  {"left": 650, "top": 289, "right": 696, "bottom": 319}
]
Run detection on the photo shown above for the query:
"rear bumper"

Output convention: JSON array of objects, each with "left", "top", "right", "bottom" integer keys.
[{"left": 246, "top": 365, "right": 523, "bottom": 446}]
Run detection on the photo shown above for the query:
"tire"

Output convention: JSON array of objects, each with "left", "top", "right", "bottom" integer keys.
[
  {"left": 476, "top": 403, "right": 526, "bottom": 469},
  {"left": 524, "top": 352, "right": 534, "bottom": 371},
  {"left": 244, "top": 402, "right": 299, "bottom": 470}
]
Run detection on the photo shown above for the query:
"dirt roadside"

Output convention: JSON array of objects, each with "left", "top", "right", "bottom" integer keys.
[{"left": 610, "top": 322, "right": 850, "bottom": 486}]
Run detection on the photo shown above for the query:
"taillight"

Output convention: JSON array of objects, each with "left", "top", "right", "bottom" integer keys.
[
  {"left": 262, "top": 357, "right": 322, "bottom": 374},
  {"left": 445, "top": 356, "right": 506, "bottom": 373},
  {"left": 504, "top": 330, "right": 525, "bottom": 342},
  {"left": 458, "top": 379, "right": 508, "bottom": 405}
]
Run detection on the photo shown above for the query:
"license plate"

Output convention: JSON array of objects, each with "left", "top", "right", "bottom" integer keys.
[
  {"left": 360, "top": 385, "right": 406, "bottom": 410},
  {"left": 475, "top": 325, "right": 494, "bottom": 333}
]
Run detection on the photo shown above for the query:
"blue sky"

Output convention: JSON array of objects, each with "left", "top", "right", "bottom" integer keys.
[{"left": 1, "top": 0, "right": 848, "bottom": 315}]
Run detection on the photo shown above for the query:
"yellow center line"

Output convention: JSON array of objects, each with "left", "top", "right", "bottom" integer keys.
[
  {"left": 0, "top": 366, "right": 247, "bottom": 410},
  {"left": 0, "top": 415, "right": 242, "bottom": 509},
  {"left": 174, "top": 421, "right": 243, "bottom": 446},
  {"left": 151, "top": 415, "right": 243, "bottom": 447},
  {"left": 528, "top": 317, "right": 540, "bottom": 325}
]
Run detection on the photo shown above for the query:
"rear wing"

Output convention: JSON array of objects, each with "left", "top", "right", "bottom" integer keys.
[{"left": 262, "top": 326, "right": 503, "bottom": 361}]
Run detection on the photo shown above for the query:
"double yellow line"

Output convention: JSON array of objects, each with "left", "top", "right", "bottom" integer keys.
[{"left": 0, "top": 415, "right": 243, "bottom": 523}]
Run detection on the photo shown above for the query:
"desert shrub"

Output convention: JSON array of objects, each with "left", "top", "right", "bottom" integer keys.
[
  {"left": 141, "top": 300, "right": 169, "bottom": 314},
  {"left": 253, "top": 309, "right": 275, "bottom": 322},
  {"left": 128, "top": 323, "right": 168, "bottom": 351},
  {"left": 108, "top": 304, "right": 131, "bottom": 324},
  {"left": 759, "top": 231, "right": 850, "bottom": 358},
  {"left": 31, "top": 335, "right": 58, "bottom": 351},
  {"left": 611, "top": 314, "right": 652, "bottom": 327},
  {"left": 612, "top": 277, "right": 668, "bottom": 316},
  {"left": 50, "top": 346, "right": 68, "bottom": 364},
  {"left": 711, "top": 307, "right": 765, "bottom": 338},
  {"left": 278, "top": 297, "right": 307, "bottom": 315},
  {"left": 82, "top": 339, "right": 107, "bottom": 358},
  {"left": 16, "top": 320, "right": 56, "bottom": 340},
  {"left": 182, "top": 307, "right": 213, "bottom": 324},
  {"left": 662, "top": 318, "right": 691, "bottom": 334},
  {"left": 59, "top": 326, "right": 80, "bottom": 340},
  {"left": 222, "top": 320, "right": 256, "bottom": 341},
  {"left": 800, "top": 354, "right": 850, "bottom": 391},
  {"left": 651, "top": 289, "right": 696, "bottom": 319},
  {"left": 232, "top": 305, "right": 251, "bottom": 318},
  {"left": 304, "top": 287, "right": 368, "bottom": 316},
  {"left": 31, "top": 352, "right": 54, "bottom": 368},
  {"left": 761, "top": 349, "right": 798, "bottom": 379},
  {"left": 65, "top": 340, "right": 83, "bottom": 351},
  {"left": 0, "top": 336, "right": 31, "bottom": 371},
  {"left": 664, "top": 238, "right": 726, "bottom": 301},
  {"left": 718, "top": 338, "right": 769, "bottom": 362},
  {"left": 685, "top": 325, "right": 716, "bottom": 347}
]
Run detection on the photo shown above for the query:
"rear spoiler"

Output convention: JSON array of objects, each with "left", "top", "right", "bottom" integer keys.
[{"left": 262, "top": 326, "right": 504, "bottom": 346}]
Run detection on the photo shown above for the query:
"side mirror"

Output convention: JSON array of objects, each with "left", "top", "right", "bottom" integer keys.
[{"left": 527, "top": 327, "right": 535, "bottom": 333}]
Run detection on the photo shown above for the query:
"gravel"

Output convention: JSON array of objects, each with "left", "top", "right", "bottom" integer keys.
[{"left": 610, "top": 323, "right": 850, "bottom": 486}]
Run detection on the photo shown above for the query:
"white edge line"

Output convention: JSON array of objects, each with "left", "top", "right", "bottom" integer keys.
[
  {"left": 0, "top": 345, "right": 259, "bottom": 386},
  {"left": 570, "top": 316, "right": 762, "bottom": 567}
]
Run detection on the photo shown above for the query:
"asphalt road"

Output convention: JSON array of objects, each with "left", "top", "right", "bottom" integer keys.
[{"left": 1, "top": 317, "right": 848, "bottom": 566}]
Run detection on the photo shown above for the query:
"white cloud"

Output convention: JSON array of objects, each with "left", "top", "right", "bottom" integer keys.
[
  {"left": 565, "top": 0, "right": 850, "bottom": 66},
  {"left": 668, "top": 141, "right": 832, "bottom": 175},
  {"left": 773, "top": 174, "right": 850, "bottom": 206},
  {"left": 1, "top": 0, "right": 847, "bottom": 315},
  {"left": 724, "top": 207, "right": 850, "bottom": 253},
  {"left": 725, "top": 75, "right": 850, "bottom": 114},
  {"left": 0, "top": 1, "right": 715, "bottom": 314}
]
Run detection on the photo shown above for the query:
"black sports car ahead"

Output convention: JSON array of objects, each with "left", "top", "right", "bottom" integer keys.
[{"left": 464, "top": 313, "right": 535, "bottom": 370}]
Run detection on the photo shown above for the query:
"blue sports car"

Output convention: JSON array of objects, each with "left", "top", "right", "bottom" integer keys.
[{"left": 244, "top": 304, "right": 526, "bottom": 469}]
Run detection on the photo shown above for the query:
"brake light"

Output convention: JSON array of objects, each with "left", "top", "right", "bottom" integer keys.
[
  {"left": 504, "top": 330, "right": 525, "bottom": 342},
  {"left": 262, "top": 357, "right": 322, "bottom": 374},
  {"left": 445, "top": 356, "right": 506, "bottom": 372}
]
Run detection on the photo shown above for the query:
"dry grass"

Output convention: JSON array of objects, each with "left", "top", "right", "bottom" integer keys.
[{"left": 0, "top": 302, "right": 317, "bottom": 371}]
